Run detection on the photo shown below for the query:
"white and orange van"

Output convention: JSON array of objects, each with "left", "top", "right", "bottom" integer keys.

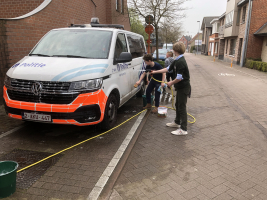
[{"left": 3, "top": 19, "right": 146, "bottom": 129}]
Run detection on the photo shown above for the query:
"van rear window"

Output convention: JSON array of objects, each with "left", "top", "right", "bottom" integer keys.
[{"left": 31, "top": 30, "right": 113, "bottom": 59}]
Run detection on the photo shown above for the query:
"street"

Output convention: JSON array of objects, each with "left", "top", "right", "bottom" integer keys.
[{"left": 1, "top": 53, "right": 267, "bottom": 200}]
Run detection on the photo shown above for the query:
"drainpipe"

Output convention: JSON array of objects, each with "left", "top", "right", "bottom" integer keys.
[{"left": 240, "top": 0, "right": 253, "bottom": 67}]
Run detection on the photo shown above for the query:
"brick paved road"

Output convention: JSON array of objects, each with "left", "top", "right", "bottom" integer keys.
[
  {"left": 0, "top": 97, "right": 144, "bottom": 200},
  {"left": 110, "top": 53, "right": 267, "bottom": 200}
]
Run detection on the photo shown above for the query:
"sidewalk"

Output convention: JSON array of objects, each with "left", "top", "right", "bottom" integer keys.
[
  {"left": 109, "top": 53, "right": 267, "bottom": 200},
  {"left": 0, "top": 105, "right": 24, "bottom": 135}
]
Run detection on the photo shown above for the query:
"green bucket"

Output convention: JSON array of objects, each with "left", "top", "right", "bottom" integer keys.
[
  {"left": 0, "top": 161, "right": 18, "bottom": 199},
  {"left": 142, "top": 95, "right": 155, "bottom": 107}
]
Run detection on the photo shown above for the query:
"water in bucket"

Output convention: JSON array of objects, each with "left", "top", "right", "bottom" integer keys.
[{"left": 0, "top": 161, "right": 19, "bottom": 198}]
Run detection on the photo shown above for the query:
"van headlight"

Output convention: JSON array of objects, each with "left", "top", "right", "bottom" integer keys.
[
  {"left": 4, "top": 75, "right": 11, "bottom": 87},
  {"left": 69, "top": 78, "right": 103, "bottom": 91}
]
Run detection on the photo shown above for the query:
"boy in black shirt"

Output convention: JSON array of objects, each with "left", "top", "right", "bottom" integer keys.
[
  {"left": 135, "top": 54, "right": 166, "bottom": 113},
  {"left": 151, "top": 42, "right": 191, "bottom": 135}
]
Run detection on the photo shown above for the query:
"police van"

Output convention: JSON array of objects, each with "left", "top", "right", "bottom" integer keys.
[{"left": 3, "top": 18, "right": 146, "bottom": 129}]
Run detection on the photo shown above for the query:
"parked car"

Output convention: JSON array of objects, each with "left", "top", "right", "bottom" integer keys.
[
  {"left": 3, "top": 18, "right": 146, "bottom": 130},
  {"left": 162, "top": 43, "right": 173, "bottom": 50},
  {"left": 152, "top": 49, "right": 169, "bottom": 61}
]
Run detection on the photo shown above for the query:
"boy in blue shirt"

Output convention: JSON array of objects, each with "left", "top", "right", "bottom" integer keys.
[{"left": 135, "top": 54, "right": 166, "bottom": 113}]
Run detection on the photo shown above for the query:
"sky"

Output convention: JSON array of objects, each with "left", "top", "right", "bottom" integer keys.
[{"left": 181, "top": 0, "right": 227, "bottom": 37}]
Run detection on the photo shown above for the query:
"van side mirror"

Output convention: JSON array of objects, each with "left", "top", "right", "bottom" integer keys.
[{"left": 114, "top": 52, "right": 132, "bottom": 65}]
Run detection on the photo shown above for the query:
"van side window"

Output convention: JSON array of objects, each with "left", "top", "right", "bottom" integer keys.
[
  {"left": 115, "top": 33, "right": 128, "bottom": 59},
  {"left": 127, "top": 34, "right": 145, "bottom": 59}
]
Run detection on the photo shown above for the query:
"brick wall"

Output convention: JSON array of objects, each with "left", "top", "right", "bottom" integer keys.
[
  {"left": 0, "top": 0, "right": 43, "bottom": 18},
  {"left": 0, "top": 0, "right": 130, "bottom": 103},
  {"left": 247, "top": 0, "right": 266, "bottom": 59},
  {"left": 0, "top": 20, "right": 9, "bottom": 91},
  {"left": 179, "top": 36, "right": 188, "bottom": 49}
]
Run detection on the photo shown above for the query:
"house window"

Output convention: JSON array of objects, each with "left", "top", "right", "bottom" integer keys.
[
  {"left": 242, "top": 6, "right": 246, "bottom": 23},
  {"left": 215, "top": 43, "right": 218, "bottom": 54},
  {"left": 229, "top": 39, "right": 236, "bottom": 55},
  {"left": 237, "top": 8, "right": 241, "bottom": 25},
  {"left": 225, "top": 10, "right": 234, "bottom": 28},
  {"left": 121, "top": 0, "right": 124, "bottom": 14},
  {"left": 116, "top": 0, "right": 119, "bottom": 11}
]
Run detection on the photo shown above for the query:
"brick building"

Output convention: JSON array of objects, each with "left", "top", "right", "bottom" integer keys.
[
  {"left": 188, "top": 32, "right": 202, "bottom": 53},
  {"left": 216, "top": 0, "right": 267, "bottom": 65},
  {"left": 0, "top": 0, "right": 130, "bottom": 102},
  {"left": 179, "top": 35, "right": 191, "bottom": 52},
  {"left": 201, "top": 16, "right": 219, "bottom": 55},
  {"left": 208, "top": 18, "right": 220, "bottom": 57}
]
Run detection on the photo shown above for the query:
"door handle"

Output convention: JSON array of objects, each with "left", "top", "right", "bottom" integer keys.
[{"left": 127, "top": 63, "right": 131, "bottom": 65}]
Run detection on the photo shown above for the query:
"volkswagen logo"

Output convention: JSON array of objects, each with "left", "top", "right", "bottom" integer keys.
[{"left": 31, "top": 82, "right": 42, "bottom": 95}]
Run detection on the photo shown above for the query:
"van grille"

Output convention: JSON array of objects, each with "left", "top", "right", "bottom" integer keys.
[
  {"left": 7, "top": 79, "right": 78, "bottom": 104},
  {"left": 7, "top": 90, "right": 78, "bottom": 104},
  {"left": 11, "top": 79, "right": 70, "bottom": 92}
]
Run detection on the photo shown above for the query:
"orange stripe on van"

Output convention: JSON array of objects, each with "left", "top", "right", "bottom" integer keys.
[
  {"left": 20, "top": 102, "right": 36, "bottom": 111},
  {"left": 8, "top": 113, "right": 22, "bottom": 120},
  {"left": 52, "top": 119, "right": 68, "bottom": 123},
  {"left": 4, "top": 87, "right": 108, "bottom": 125}
]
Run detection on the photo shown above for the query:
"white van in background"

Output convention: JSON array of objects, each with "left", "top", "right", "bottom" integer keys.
[
  {"left": 3, "top": 18, "right": 146, "bottom": 130},
  {"left": 162, "top": 43, "right": 173, "bottom": 50}
]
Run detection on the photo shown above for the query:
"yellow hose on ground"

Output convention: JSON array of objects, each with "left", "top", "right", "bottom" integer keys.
[
  {"left": 17, "top": 80, "right": 195, "bottom": 173},
  {"left": 17, "top": 110, "right": 147, "bottom": 173},
  {"left": 151, "top": 77, "right": 196, "bottom": 124}
]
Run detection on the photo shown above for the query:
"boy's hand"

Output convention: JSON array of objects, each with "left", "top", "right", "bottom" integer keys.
[
  {"left": 135, "top": 81, "right": 140, "bottom": 86},
  {"left": 161, "top": 82, "right": 165, "bottom": 87},
  {"left": 167, "top": 82, "right": 173, "bottom": 87}
]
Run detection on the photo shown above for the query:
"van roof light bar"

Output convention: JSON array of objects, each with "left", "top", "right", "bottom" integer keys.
[
  {"left": 69, "top": 24, "right": 91, "bottom": 28},
  {"left": 90, "top": 24, "right": 124, "bottom": 30}
]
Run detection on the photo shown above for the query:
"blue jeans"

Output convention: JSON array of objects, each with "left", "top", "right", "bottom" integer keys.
[{"left": 146, "top": 80, "right": 161, "bottom": 107}]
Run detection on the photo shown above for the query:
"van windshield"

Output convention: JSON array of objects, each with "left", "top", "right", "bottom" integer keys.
[{"left": 30, "top": 29, "right": 113, "bottom": 59}]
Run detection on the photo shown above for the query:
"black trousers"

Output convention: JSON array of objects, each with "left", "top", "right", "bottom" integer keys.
[
  {"left": 146, "top": 80, "right": 161, "bottom": 107},
  {"left": 174, "top": 85, "right": 191, "bottom": 131}
]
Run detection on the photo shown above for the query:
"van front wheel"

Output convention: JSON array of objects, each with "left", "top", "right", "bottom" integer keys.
[{"left": 102, "top": 94, "right": 118, "bottom": 130}]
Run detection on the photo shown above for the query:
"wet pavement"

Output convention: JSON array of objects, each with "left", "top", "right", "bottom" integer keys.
[
  {"left": 0, "top": 95, "right": 159, "bottom": 200},
  {"left": 109, "top": 53, "right": 267, "bottom": 200},
  {"left": 2, "top": 53, "right": 267, "bottom": 200}
]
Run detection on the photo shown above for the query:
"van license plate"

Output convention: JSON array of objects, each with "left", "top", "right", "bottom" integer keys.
[{"left": 24, "top": 112, "right": 51, "bottom": 122}]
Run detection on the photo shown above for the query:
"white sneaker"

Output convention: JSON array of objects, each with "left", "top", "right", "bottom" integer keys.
[
  {"left": 166, "top": 121, "right": 180, "bottom": 128},
  {"left": 171, "top": 129, "right": 188, "bottom": 135}
]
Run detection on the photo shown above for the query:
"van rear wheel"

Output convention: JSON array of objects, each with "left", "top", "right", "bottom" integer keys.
[{"left": 102, "top": 94, "right": 118, "bottom": 130}]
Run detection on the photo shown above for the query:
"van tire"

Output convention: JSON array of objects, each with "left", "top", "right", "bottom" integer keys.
[
  {"left": 102, "top": 94, "right": 118, "bottom": 130},
  {"left": 136, "top": 82, "right": 145, "bottom": 97}
]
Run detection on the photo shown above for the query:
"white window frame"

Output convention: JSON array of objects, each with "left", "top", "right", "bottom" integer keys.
[
  {"left": 116, "top": 0, "right": 118, "bottom": 11},
  {"left": 225, "top": 10, "right": 234, "bottom": 28}
]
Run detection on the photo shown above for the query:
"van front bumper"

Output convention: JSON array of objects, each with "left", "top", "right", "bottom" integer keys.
[{"left": 3, "top": 86, "right": 107, "bottom": 126}]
